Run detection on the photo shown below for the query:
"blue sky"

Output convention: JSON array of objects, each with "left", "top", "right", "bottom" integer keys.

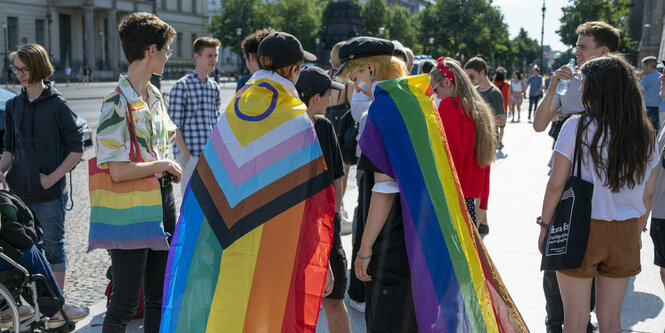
[{"left": 493, "top": 0, "right": 570, "bottom": 52}]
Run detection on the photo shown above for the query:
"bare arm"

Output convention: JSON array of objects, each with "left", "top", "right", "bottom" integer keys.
[
  {"left": 40, "top": 152, "right": 83, "bottom": 190},
  {"left": 333, "top": 177, "right": 343, "bottom": 213},
  {"left": 0, "top": 151, "right": 13, "bottom": 188},
  {"left": 173, "top": 129, "right": 191, "bottom": 163},
  {"left": 538, "top": 152, "right": 572, "bottom": 252},
  {"left": 533, "top": 66, "right": 574, "bottom": 132},
  {"left": 641, "top": 166, "right": 658, "bottom": 231},
  {"left": 107, "top": 159, "right": 182, "bottom": 183}
]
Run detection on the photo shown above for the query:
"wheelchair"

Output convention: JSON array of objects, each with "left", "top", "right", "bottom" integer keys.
[{"left": 0, "top": 249, "right": 75, "bottom": 333}]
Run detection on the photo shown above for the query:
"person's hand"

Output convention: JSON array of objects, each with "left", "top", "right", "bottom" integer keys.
[
  {"left": 161, "top": 160, "right": 182, "bottom": 183},
  {"left": 0, "top": 173, "right": 7, "bottom": 189},
  {"left": 323, "top": 267, "right": 334, "bottom": 297},
  {"left": 537, "top": 220, "right": 549, "bottom": 254},
  {"left": 354, "top": 247, "right": 372, "bottom": 282},
  {"left": 40, "top": 173, "right": 57, "bottom": 190},
  {"left": 550, "top": 65, "right": 575, "bottom": 85}
]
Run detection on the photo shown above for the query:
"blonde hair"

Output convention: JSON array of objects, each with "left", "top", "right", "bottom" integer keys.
[
  {"left": 430, "top": 58, "right": 495, "bottom": 167},
  {"left": 337, "top": 55, "right": 408, "bottom": 81},
  {"left": 257, "top": 55, "right": 303, "bottom": 80},
  {"left": 330, "top": 41, "right": 345, "bottom": 69}
]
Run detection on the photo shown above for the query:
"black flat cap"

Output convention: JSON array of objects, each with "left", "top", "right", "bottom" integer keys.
[
  {"left": 336, "top": 37, "right": 394, "bottom": 76},
  {"left": 296, "top": 66, "right": 344, "bottom": 99},
  {"left": 257, "top": 32, "right": 316, "bottom": 70}
]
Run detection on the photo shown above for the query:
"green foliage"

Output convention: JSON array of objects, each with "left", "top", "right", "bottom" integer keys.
[
  {"left": 208, "top": 0, "right": 324, "bottom": 51},
  {"left": 361, "top": 0, "right": 389, "bottom": 36},
  {"left": 387, "top": 6, "right": 418, "bottom": 49},
  {"left": 557, "top": 0, "right": 637, "bottom": 53},
  {"left": 417, "top": 0, "right": 511, "bottom": 65},
  {"left": 509, "top": 28, "right": 541, "bottom": 72}
]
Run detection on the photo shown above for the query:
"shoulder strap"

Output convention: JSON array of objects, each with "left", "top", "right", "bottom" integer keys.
[
  {"left": 499, "top": 82, "right": 505, "bottom": 90},
  {"left": 573, "top": 117, "right": 585, "bottom": 177},
  {"left": 115, "top": 87, "right": 143, "bottom": 162}
]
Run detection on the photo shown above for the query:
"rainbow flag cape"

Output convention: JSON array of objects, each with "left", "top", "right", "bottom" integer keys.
[
  {"left": 359, "top": 74, "right": 528, "bottom": 332},
  {"left": 160, "top": 70, "right": 335, "bottom": 332}
]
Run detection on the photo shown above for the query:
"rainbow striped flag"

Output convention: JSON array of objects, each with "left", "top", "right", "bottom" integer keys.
[
  {"left": 160, "top": 70, "right": 335, "bottom": 332},
  {"left": 359, "top": 74, "right": 527, "bottom": 332}
]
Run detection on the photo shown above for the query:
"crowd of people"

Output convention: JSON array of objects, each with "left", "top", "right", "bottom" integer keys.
[{"left": 0, "top": 9, "right": 663, "bottom": 333}]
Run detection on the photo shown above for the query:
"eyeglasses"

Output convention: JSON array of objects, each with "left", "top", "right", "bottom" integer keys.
[
  {"left": 431, "top": 81, "right": 442, "bottom": 92},
  {"left": 12, "top": 66, "right": 29, "bottom": 76},
  {"left": 163, "top": 47, "right": 173, "bottom": 58}
]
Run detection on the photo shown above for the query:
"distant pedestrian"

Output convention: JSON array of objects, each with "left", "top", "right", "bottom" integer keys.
[
  {"left": 525, "top": 66, "right": 544, "bottom": 122},
  {"left": 509, "top": 72, "right": 524, "bottom": 121},
  {"left": 169, "top": 36, "right": 222, "bottom": 197},
  {"left": 237, "top": 28, "right": 276, "bottom": 92},
  {"left": 96, "top": 13, "right": 180, "bottom": 333},
  {"left": 82, "top": 66, "right": 90, "bottom": 84},
  {"left": 538, "top": 54, "right": 658, "bottom": 333},
  {"left": 64, "top": 65, "right": 71, "bottom": 86},
  {"left": 533, "top": 21, "right": 620, "bottom": 333},
  {"left": 0, "top": 44, "right": 84, "bottom": 292},
  {"left": 640, "top": 56, "right": 662, "bottom": 131},
  {"left": 493, "top": 66, "right": 510, "bottom": 150},
  {"left": 77, "top": 68, "right": 83, "bottom": 83}
]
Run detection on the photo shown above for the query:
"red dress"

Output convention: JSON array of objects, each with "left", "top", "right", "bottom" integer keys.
[{"left": 437, "top": 97, "right": 488, "bottom": 199}]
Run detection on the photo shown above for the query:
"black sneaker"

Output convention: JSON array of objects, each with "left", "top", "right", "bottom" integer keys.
[{"left": 478, "top": 224, "right": 489, "bottom": 234}]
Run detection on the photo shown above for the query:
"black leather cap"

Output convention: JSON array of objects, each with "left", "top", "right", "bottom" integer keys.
[
  {"left": 336, "top": 37, "right": 394, "bottom": 75},
  {"left": 296, "top": 66, "right": 344, "bottom": 99},
  {"left": 257, "top": 32, "right": 316, "bottom": 70}
]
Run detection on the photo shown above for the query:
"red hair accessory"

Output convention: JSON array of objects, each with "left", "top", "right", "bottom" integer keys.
[{"left": 436, "top": 56, "right": 455, "bottom": 83}]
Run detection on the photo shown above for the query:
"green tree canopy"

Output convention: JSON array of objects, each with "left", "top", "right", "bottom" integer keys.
[
  {"left": 510, "top": 28, "right": 541, "bottom": 73},
  {"left": 361, "top": 0, "right": 389, "bottom": 37},
  {"left": 208, "top": 0, "right": 277, "bottom": 49},
  {"left": 387, "top": 6, "right": 418, "bottom": 50},
  {"left": 557, "top": 0, "right": 637, "bottom": 53}
]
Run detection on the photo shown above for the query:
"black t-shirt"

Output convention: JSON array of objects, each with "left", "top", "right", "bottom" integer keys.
[
  {"left": 314, "top": 115, "right": 345, "bottom": 182},
  {"left": 357, "top": 154, "right": 405, "bottom": 254}
]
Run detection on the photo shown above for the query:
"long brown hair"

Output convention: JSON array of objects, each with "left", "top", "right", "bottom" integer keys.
[
  {"left": 429, "top": 58, "right": 495, "bottom": 167},
  {"left": 579, "top": 55, "right": 655, "bottom": 192}
]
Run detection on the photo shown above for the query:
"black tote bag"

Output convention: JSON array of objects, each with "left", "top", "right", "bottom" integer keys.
[{"left": 541, "top": 119, "right": 594, "bottom": 271}]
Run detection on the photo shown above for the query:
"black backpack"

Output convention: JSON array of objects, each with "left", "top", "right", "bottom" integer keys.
[
  {"left": 337, "top": 110, "right": 359, "bottom": 165},
  {"left": 0, "top": 190, "right": 38, "bottom": 259}
]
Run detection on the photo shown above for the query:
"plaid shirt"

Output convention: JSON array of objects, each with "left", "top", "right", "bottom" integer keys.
[{"left": 168, "top": 70, "right": 222, "bottom": 159}]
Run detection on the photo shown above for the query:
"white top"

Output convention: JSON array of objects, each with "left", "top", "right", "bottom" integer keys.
[
  {"left": 511, "top": 80, "right": 523, "bottom": 92},
  {"left": 555, "top": 116, "right": 660, "bottom": 221},
  {"left": 650, "top": 126, "right": 665, "bottom": 218}
]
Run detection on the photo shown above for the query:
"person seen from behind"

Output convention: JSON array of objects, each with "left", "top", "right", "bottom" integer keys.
[
  {"left": 493, "top": 66, "right": 510, "bottom": 150},
  {"left": 525, "top": 66, "right": 544, "bottom": 122},
  {"left": 640, "top": 56, "right": 663, "bottom": 131},
  {"left": 537, "top": 54, "right": 659, "bottom": 333},
  {"left": 236, "top": 27, "right": 276, "bottom": 92}
]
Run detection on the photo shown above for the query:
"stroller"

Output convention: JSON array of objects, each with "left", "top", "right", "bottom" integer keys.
[
  {"left": 0, "top": 249, "right": 76, "bottom": 332},
  {"left": 0, "top": 190, "right": 76, "bottom": 332}
]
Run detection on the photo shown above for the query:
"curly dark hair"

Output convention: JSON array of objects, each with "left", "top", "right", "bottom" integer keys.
[
  {"left": 578, "top": 54, "right": 655, "bottom": 192},
  {"left": 118, "top": 12, "right": 176, "bottom": 63},
  {"left": 242, "top": 27, "right": 277, "bottom": 57}
]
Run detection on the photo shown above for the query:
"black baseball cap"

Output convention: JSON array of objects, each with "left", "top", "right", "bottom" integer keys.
[
  {"left": 336, "top": 37, "right": 394, "bottom": 76},
  {"left": 296, "top": 66, "right": 344, "bottom": 99},
  {"left": 257, "top": 32, "right": 316, "bottom": 70}
]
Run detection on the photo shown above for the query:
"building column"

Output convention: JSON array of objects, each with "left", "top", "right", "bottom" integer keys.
[
  {"left": 83, "top": 4, "right": 96, "bottom": 72},
  {"left": 107, "top": 7, "right": 119, "bottom": 77}
]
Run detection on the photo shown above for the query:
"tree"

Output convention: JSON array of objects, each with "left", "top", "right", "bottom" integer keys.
[
  {"left": 208, "top": 0, "right": 277, "bottom": 49},
  {"left": 510, "top": 28, "right": 541, "bottom": 73},
  {"left": 557, "top": 0, "right": 637, "bottom": 54},
  {"left": 274, "top": 0, "right": 324, "bottom": 51},
  {"left": 361, "top": 0, "right": 389, "bottom": 37},
  {"left": 387, "top": 6, "right": 418, "bottom": 50}
]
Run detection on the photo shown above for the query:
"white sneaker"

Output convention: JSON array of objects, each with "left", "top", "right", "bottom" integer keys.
[
  {"left": 340, "top": 220, "right": 353, "bottom": 236},
  {"left": 348, "top": 300, "right": 365, "bottom": 313}
]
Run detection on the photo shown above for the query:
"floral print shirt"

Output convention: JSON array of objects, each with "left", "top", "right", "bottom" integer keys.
[{"left": 96, "top": 75, "right": 176, "bottom": 167}]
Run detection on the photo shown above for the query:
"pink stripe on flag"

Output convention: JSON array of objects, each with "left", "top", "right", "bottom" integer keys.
[{"left": 210, "top": 127, "right": 317, "bottom": 187}]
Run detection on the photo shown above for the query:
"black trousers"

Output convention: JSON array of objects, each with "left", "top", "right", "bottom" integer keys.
[
  {"left": 543, "top": 270, "right": 595, "bottom": 331},
  {"left": 365, "top": 243, "right": 417, "bottom": 333},
  {"left": 103, "top": 184, "right": 176, "bottom": 333},
  {"left": 348, "top": 170, "right": 366, "bottom": 302},
  {"left": 529, "top": 95, "right": 541, "bottom": 119},
  {"left": 647, "top": 106, "right": 660, "bottom": 132}
]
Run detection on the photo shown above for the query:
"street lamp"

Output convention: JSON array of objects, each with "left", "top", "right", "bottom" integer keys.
[
  {"left": 540, "top": 0, "right": 546, "bottom": 72},
  {"left": 378, "top": 27, "right": 385, "bottom": 37},
  {"left": 99, "top": 31, "right": 105, "bottom": 70},
  {"left": 428, "top": 37, "right": 434, "bottom": 57},
  {"left": 315, "top": 37, "right": 320, "bottom": 64},
  {"left": 236, "top": 28, "right": 242, "bottom": 75}
]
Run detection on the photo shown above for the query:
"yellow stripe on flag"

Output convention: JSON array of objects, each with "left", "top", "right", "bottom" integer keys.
[{"left": 89, "top": 189, "right": 162, "bottom": 209}]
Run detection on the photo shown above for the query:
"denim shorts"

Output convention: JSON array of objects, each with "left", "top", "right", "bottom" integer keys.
[{"left": 27, "top": 199, "right": 67, "bottom": 272}]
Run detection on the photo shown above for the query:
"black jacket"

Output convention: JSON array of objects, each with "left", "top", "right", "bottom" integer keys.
[{"left": 3, "top": 81, "right": 83, "bottom": 203}]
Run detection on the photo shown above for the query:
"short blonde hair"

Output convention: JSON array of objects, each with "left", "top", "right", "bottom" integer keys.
[
  {"left": 10, "top": 44, "right": 54, "bottom": 84},
  {"left": 258, "top": 55, "right": 303, "bottom": 79},
  {"left": 329, "top": 41, "right": 345, "bottom": 69},
  {"left": 337, "top": 55, "right": 407, "bottom": 82}
]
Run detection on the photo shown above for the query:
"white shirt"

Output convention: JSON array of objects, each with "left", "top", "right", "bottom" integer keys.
[{"left": 555, "top": 116, "right": 660, "bottom": 221}]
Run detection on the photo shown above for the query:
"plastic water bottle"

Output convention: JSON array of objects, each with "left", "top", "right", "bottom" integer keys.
[{"left": 555, "top": 58, "right": 576, "bottom": 95}]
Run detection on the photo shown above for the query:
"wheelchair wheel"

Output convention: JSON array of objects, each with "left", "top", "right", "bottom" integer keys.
[{"left": 0, "top": 282, "right": 20, "bottom": 332}]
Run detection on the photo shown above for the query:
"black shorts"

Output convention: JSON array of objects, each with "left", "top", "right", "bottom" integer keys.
[
  {"left": 651, "top": 218, "right": 665, "bottom": 268},
  {"left": 326, "top": 214, "right": 348, "bottom": 300}
]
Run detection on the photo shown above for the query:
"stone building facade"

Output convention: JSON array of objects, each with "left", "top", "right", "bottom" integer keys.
[{"left": 0, "top": 0, "right": 209, "bottom": 81}]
